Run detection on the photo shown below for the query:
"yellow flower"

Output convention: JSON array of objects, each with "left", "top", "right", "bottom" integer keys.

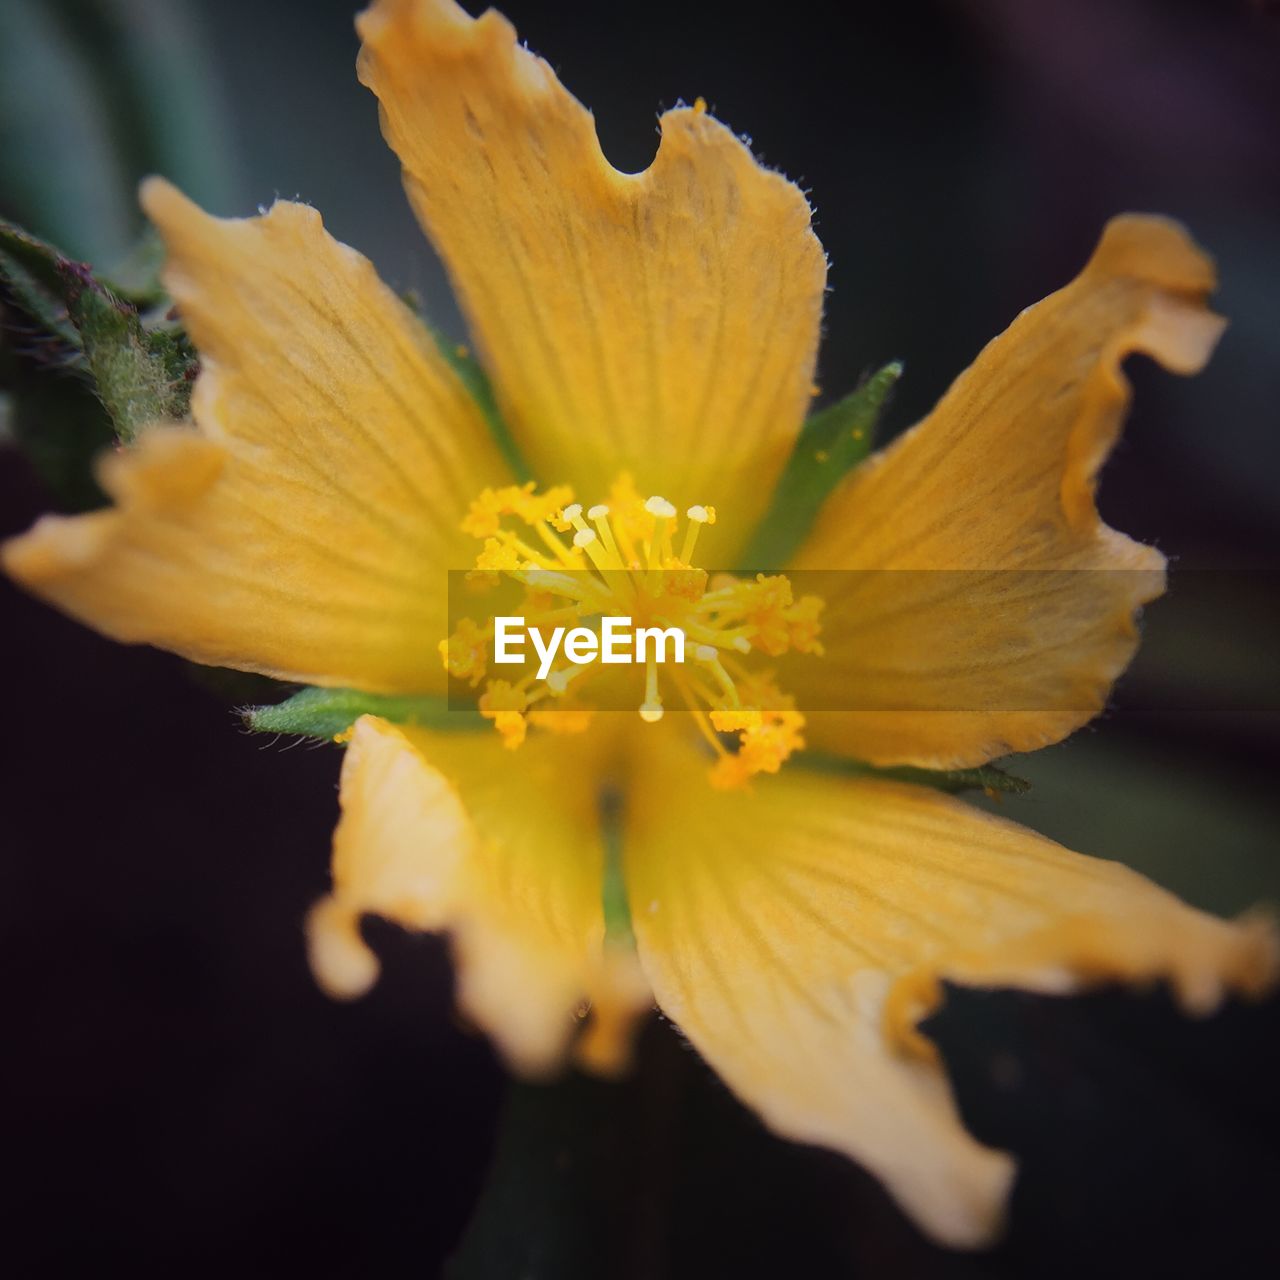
[{"left": 3, "top": 0, "right": 1275, "bottom": 1248}]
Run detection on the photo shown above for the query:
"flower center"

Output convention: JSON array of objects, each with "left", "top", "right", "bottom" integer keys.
[{"left": 442, "top": 477, "right": 825, "bottom": 787}]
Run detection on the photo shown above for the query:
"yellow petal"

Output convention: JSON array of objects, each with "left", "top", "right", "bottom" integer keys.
[
  {"left": 625, "top": 731, "right": 1275, "bottom": 1246},
  {"left": 356, "top": 0, "right": 826, "bottom": 558},
  {"left": 787, "top": 216, "right": 1224, "bottom": 767},
  {"left": 3, "top": 180, "right": 511, "bottom": 692},
  {"left": 309, "top": 716, "right": 649, "bottom": 1076}
]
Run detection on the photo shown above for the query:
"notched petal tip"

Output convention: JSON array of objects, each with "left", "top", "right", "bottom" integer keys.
[
  {"left": 1085, "top": 215, "right": 1226, "bottom": 380},
  {"left": 914, "top": 1141, "right": 1016, "bottom": 1252},
  {"left": 357, "top": 0, "right": 474, "bottom": 45},
  {"left": 355, "top": 0, "right": 825, "bottom": 552},
  {"left": 306, "top": 897, "right": 382, "bottom": 1000},
  {"left": 324, "top": 716, "right": 647, "bottom": 1079},
  {"left": 1, "top": 430, "right": 222, "bottom": 595},
  {"left": 357, "top": 0, "right": 523, "bottom": 90},
  {"left": 789, "top": 210, "right": 1223, "bottom": 769},
  {"left": 141, "top": 173, "right": 326, "bottom": 271},
  {"left": 97, "top": 428, "right": 225, "bottom": 506},
  {"left": 1087, "top": 213, "right": 1217, "bottom": 296},
  {"left": 1214, "top": 908, "right": 1280, "bottom": 1003},
  {"left": 651, "top": 103, "right": 818, "bottom": 229},
  {"left": 2, "top": 512, "right": 110, "bottom": 583}
]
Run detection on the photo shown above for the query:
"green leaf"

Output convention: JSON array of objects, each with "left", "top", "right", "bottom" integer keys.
[
  {"left": 243, "top": 685, "right": 483, "bottom": 741},
  {"left": 740, "top": 362, "right": 902, "bottom": 567},
  {"left": 798, "top": 752, "right": 1031, "bottom": 796}
]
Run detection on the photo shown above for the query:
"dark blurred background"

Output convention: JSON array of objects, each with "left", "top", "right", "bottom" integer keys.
[{"left": 2, "top": 0, "right": 1279, "bottom": 1275}]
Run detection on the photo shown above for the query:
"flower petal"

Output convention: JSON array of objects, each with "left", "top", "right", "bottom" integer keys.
[
  {"left": 787, "top": 216, "right": 1224, "bottom": 767},
  {"left": 310, "top": 716, "right": 649, "bottom": 1076},
  {"left": 3, "top": 180, "right": 511, "bottom": 692},
  {"left": 356, "top": 0, "right": 826, "bottom": 555},
  {"left": 625, "top": 730, "right": 1275, "bottom": 1246}
]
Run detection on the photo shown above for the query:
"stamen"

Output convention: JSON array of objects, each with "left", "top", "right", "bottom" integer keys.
[
  {"left": 683, "top": 620, "right": 753, "bottom": 651},
  {"left": 515, "top": 567, "right": 612, "bottom": 610},
  {"left": 545, "top": 663, "right": 587, "bottom": 695},
  {"left": 680, "top": 504, "right": 714, "bottom": 564},
  {"left": 696, "top": 644, "right": 740, "bottom": 707},
  {"left": 456, "top": 479, "right": 822, "bottom": 772},
  {"left": 643, "top": 495, "right": 676, "bottom": 571},
  {"left": 572, "top": 525, "right": 617, "bottom": 576},
  {"left": 671, "top": 669, "right": 730, "bottom": 758},
  {"left": 534, "top": 520, "right": 580, "bottom": 567},
  {"left": 638, "top": 654, "right": 664, "bottom": 722},
  {"left": 590, "top": 505, "right": 625, "bottom": 570}
]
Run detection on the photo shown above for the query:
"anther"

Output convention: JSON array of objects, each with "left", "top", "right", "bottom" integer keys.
[
  {"left": 545, "top": 665, "right": 582, "bottom": 695},
  {"left": 681, "top": 504, "right": 710, "bottom": 564},
  {"left": 639, "top": 653, "right": 664, "bottom": 723},
  {"left": 644, "top": 495, "right": 676, "bottom": 572}
]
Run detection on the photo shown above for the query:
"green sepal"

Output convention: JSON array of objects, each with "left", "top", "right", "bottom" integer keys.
[
  {"left": 741, "top": 361, "right": 902, "bottom": 568},
  {"left": 798, "top": 752, "right": 1030, "bottom": 796},
  {"left": 430, "top": 327, "right": 533, "bottom": 482},
  {"left": 60, "top": 259, "right": 196, "bottom": 440},
  {"left": 0, "top": 217, "right": 83, "bottom": 350},
  {"left": 243, "top": 685, "right": 484, "bottom": 741},
  {"left": 1, "top": 217, "right": 197, "bottom": 444}
]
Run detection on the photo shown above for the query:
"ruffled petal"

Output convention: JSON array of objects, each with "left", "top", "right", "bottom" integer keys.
[
  {"left": 309, "top": 716, "right": 649, "bottom": 1075},
  {"left": 356, "top": 0, "right": 826, "bottom": 557},
  {"left": 3, "top": 180, "right": 511, "bottom": 692},
  {"left": 625, "top": 731, "right": 1275, "bottom": 1246},
  {"left": 787, "top": 216, "right": 1224, "bottom": 767}
]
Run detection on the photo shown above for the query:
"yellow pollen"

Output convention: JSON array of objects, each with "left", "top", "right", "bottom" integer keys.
[{"left": 452, "top": 479, "right": 825, "bottom": 784}]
